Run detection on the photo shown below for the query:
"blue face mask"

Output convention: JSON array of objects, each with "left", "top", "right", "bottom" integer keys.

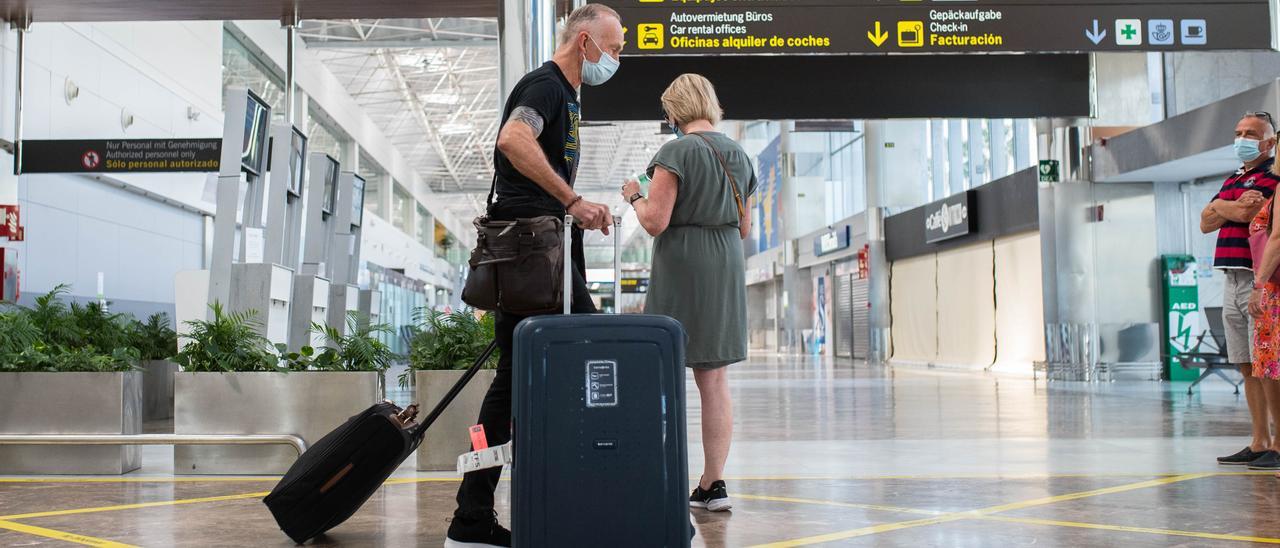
[
  {"left": 581, "top": 34, "right": 619, "bottom": 87},
  {"left": 1236, "top": 138, "right": 1264, "bottom": 163},
  {"left": 668, "top": 121, "right": 684, "bottom": 138}
]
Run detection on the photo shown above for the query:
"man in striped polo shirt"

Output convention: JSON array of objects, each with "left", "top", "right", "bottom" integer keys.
[{"left": 1202, "top": 112, "right": 1280, "bottom": 467}]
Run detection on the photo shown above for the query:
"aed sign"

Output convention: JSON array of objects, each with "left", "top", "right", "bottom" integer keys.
[
  {"left": 924, "top": 191, "right": 975, "bottom": 244},
  {"left": 1038, "top": 159, "right": 1061, "bottom": 182}
]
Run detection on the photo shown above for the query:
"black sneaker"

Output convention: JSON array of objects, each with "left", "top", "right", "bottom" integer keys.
[
  {"left": 1219, "top": 447, "right": 1265, "bottom": 465},
  {"left": 690, "top": 480, "right": 732, "bottom": 512},
  {"left": 445, "top": 512, "right": 511, "bottom": 548},
  {"left": 1248, "top": 451, "right": 1280, "bottom": 471}
]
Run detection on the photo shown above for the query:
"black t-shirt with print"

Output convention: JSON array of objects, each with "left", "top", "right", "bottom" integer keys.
[{"left": 490, "top": 61, "right": 580, "bottom": 218}]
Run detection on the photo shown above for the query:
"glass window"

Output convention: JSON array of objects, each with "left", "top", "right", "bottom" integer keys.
[
  {"left": 359, "top": 151, "right": 386, "bottom": 219},
  {"left": 434, "top": 221, "right": 450, "bottom": 260},
  {"left": 306, "top": 110, "right": 344, "bottom": 161},
  {"left": 392, "top": 183, "right": 413, "bottom": 235},
  {"left": 434, "top": 221, "right": 464, "bottom": 266},
  {"left": 222, "top": 30, "right": 285, "bottom": 119},
  {"left": 416, "top": 205, "right": 433, "bottom": 248}
]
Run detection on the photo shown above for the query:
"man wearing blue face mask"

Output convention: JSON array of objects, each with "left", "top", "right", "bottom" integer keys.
[
  {"left": 446, "top": 4, "right": 624, "bottom": 548},
  {"left": 1202, "top": 112, "right": 1280, "bottom": 469}
]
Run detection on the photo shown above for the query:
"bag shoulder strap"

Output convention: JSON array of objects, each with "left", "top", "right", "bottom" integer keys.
[
  {"left": 486, "top": 174, "right": 497, "bottom": 208},
  {"left": 691, "top": 132, "right": 746, "bottom": 219}
]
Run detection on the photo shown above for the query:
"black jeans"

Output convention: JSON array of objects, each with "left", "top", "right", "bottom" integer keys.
[{"left": 454, "top": 202, "right": 599, "bottom": 520}]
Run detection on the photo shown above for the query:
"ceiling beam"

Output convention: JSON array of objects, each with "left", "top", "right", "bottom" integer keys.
[
  {"left": 378, "top": 48, "right": 466, "bottom": 192},
  {"left": 304, "top": 38, "right": 497, "bottom": 49}
]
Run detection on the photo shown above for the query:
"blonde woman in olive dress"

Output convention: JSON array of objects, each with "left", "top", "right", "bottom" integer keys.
[{"left": 621, "top": 73, "right": 755, "bottom": 512}]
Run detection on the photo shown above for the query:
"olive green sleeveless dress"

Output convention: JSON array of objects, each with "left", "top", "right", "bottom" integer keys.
[{"left": 644, "top": 132, "right": 757, "bottom": 369}]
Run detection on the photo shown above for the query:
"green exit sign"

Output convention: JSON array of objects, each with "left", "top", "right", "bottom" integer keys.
[{"left": 1038, "top": 160, "right": 1060, "bottom": 183}]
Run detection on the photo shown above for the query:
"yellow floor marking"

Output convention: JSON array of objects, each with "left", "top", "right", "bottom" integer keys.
[
  {"left": 750, "top": 514, "right": 967, "bottom": 547},
  {"left": 968, "top": 473, "right": 1215, "bottom": 515},
  {"left": 383, "top": 477, "right": 469, "bottom": 485},
  {"left": 750, "top": 473, "right": 1213, "bottom": 547},
  {"left": 0, "top": 491, "right": 270, "bottom": 521},
  {"left": 736, "top": 494, "right": 941, "bottom": 516},
  {"left": 979, "top": 515, "right": 1280, "bottom": 544},
  {"left": 0, "top": 519, "right": 137, "bottom": 547},
  {"left": 0, "top": 476, "right": 281, "bottom": 484},
  {"left": 0, "top": 479, "right": 473, "bottom": 521},
  {"left": 720, "top": 473, "right": 1192, "bottom": 481},
  {"left": 4, "top": 471, "right": 1258, "bottom": 485},
  {"left": 0, "top": 471, "right": 1249, "bottom": 534}
]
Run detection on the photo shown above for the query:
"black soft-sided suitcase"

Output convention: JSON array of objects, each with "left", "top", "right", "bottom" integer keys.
[
  {"left": 264, "top": 341, "right": 497, "bottom": 544},
  {"left": 511, "top": 313, "right": 691, "bottom": 547}
]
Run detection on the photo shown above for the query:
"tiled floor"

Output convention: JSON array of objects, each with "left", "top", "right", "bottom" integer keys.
[{"left": 0, "top": 355, "right": 1275, "bottom": 547}]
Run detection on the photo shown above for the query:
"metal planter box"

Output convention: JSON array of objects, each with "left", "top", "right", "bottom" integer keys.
[
  {"left": 142, "top": 360, "right": 178, "bottom": 421},
  {"left": 0, "top": 372, "right": 142, "bottom": 474},
  {"left": 175, "top": 371, "right": 381, "bottom": 475},
  {"left": 416, "top": 369, "right": 496, "bottom": 471}
]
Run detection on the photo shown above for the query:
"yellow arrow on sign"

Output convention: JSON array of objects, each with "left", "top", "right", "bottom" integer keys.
[{"left": 867, "top": 21, "right": 889, "bottom": 47}]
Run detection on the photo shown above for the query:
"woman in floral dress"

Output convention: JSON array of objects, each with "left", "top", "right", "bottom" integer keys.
[{"left": 1251, "top": 194, "right": 1280, "bottom": 382}]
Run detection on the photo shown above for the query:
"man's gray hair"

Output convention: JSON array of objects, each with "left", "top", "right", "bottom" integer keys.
[
  {"left": 1244, "top": 112, "right": 1277, "bottom": 137},
  {"left": 559, "top": 4, "right": 621, "bottom": 45}
]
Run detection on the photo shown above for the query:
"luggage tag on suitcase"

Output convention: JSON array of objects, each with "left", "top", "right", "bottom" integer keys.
[
  {"left": 469, "top": 424, "right": 489, "bottom": 450},
  {"left": 457, "top": 442, "right": 513, "bottom": 474}
]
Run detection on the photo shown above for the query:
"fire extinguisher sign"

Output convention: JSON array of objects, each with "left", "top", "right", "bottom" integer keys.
[{"left": 0, "top": 205, "right": 21, "bottom": 241}]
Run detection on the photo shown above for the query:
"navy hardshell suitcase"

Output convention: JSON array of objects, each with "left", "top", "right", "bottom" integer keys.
[{"left": 511, "top": 313, "right": 691, "bottom": 547}]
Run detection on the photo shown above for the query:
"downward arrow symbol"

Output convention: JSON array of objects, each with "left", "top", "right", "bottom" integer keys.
[
  {"left": 867, "top": 21, "right": 889, "bottom": 47},
  {"left": 1084, "top": 19, "right": 1106, "bottom": 44}
]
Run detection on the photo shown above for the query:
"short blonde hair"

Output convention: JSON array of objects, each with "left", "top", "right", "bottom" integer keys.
[
  {"left": 559, "top": 4, "right": 621, "bottom": 45},
  {"left": 661, "top": 73, "right": 723, "bottom": 126}
]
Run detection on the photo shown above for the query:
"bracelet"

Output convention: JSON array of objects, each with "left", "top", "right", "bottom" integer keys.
[{"left": 565, "top": 195, "right": 583, "bottom": 209}]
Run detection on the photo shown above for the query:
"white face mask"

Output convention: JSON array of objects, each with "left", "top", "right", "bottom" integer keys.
[{"left": 580, "top": 34, "right": 619, "bottom": 86}]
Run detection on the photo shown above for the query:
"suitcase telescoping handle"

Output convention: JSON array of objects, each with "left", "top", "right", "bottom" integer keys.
[
  {"left": 564, "top": 215, "right": 573, "bottom": 315},
  {"left": 410, "top": 339, "right": 499, "bottom": 437},
  {"left": 563, "top": 213, "right": 623, "bottom": 315}
]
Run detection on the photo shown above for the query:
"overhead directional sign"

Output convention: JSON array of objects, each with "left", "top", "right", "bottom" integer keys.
[{"left": 602, "top": 0, "right": 1275, "bottom": 55}]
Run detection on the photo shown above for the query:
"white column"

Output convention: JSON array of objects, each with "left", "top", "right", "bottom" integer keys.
[
  {"left": 863, "top": 121, "right": 890, "bottom": 364},
  {"left": 499, "top": 0, "right": 558, "bottom": 106}
]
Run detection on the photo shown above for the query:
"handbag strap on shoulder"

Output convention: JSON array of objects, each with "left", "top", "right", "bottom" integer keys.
[{"left": 692, "top": 132, "right": 746, "bottom": 220}]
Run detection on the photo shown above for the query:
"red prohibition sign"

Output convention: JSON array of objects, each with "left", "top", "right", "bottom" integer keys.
[{"left": 82, "top": 150, "right": 101, "bottom": 169}]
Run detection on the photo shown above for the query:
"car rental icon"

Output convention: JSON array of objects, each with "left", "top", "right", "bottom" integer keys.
[{"left": 638, "top": 23, "right": 664, "bottom": 50}]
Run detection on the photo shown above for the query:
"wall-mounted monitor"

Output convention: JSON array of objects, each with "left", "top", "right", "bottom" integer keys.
[
  {"left": 241, "top": 89, "right": 271, "bottom": 177},
  {"left": 320, "top": 155, "right": 339, "bottom": 219},
  {"left": 350, "top": 174, "right": 366, "bottom": 228},
  {"left": 288, "top": 127, "right": 307, "bottom": 198}
]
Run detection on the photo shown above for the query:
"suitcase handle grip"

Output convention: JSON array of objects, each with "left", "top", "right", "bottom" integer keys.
[{"left": 409, "top": 339, "right": 500, "bottom": 439}]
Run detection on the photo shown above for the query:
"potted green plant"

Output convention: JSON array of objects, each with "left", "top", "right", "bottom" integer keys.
[
  {"left": 172, "top": 305, "right": 388, "bottom": 475},
  {"left": 131, "top": 313, "right": 179, "bottom": 421},
  {"left": 405, "top": 309, "right": 499, "bottom": 471},
  {"left": 0, "top": 285, "right": 144, "bottom": 474}
]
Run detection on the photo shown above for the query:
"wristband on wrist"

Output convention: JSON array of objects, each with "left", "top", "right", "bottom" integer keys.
[
  {"left": 565, "top": 195, "right": 583, "bottom": 209},
  {"left": 629, "top": 192, "right": 643, "bottom": 205}
]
